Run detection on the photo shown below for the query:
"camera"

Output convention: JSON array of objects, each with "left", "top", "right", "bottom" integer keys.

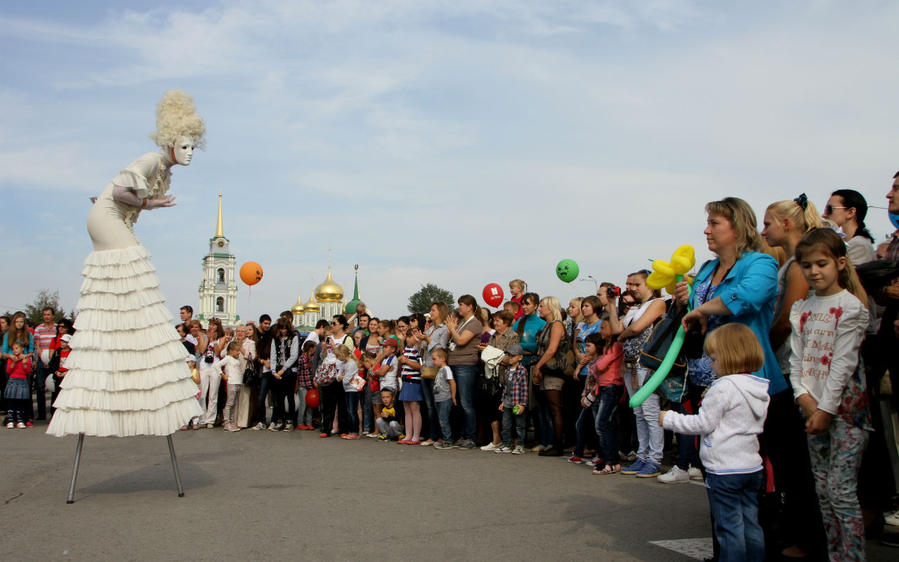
[{"left": 606, "top": 286, "right": 621, "bottom": 299}]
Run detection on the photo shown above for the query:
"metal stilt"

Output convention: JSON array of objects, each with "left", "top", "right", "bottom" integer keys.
[
  {"left": 166, "top": 434, "right": 185, "bottom": 497},
  {"left": 66, "top": 433, "right": 85, "bottom": 504}
]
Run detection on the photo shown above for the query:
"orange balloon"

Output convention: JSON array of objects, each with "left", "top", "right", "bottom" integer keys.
[{"left": 240, "top": 262, "right": 263, "bottom": 286}]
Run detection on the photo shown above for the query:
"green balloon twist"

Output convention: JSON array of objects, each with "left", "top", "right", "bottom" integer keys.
[{"left": 628, "top": 275, "right": 691, "bottom": 408}]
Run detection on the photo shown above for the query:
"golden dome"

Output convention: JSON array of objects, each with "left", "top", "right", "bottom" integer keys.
[
  {"left": 291, "top": 295, "right": 305, "bottom": 315},
  {"left": 314, "top": 269, "right": 344, "bottom": 302},
  {"left": 304, "top": 291, "right": 321, "bottom": 312}
]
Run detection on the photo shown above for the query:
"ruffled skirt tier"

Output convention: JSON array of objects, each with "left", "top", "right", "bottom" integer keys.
[{"left": 47, "top": 245, "right": 203, "bottom": 437}]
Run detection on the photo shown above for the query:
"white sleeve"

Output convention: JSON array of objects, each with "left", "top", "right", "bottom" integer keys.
[
  {"left": 788, "top": 300, "right": 808, "bottom": 401},
  {"left": 112, "top": 153, "right": 159, "bottom": 198},
  {"left": 662, "top": 383, "right": 727, "bottom": 436},
  {"left": 818, "top": 298, "right": 869, "bottom": 415}
]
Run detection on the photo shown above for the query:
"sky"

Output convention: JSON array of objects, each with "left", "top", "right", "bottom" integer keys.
[{"left": 2, "top": 0, "right": 898, "bottom": 320}]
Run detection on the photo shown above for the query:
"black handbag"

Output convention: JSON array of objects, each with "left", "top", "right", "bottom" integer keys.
[
  {"left": 242, "top": 363, "right": 259, "bottom": 386},
  {"left": 639, "top": 307, "right": 688, "bottom": 402}
]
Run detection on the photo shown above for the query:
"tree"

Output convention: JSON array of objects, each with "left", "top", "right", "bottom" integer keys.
[
  {"left": 407, "top": 283, "right": 454, "bottom": 315},
  {"left": 24, "top": 289, "right": 67, "bottom": 326}
]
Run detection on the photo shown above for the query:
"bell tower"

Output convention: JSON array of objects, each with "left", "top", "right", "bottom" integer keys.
[{"left": 198, "top": 193, "right": 238, "bottom": 326}]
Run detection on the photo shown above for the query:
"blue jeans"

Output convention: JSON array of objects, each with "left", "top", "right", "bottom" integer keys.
[
  {"left": 595, "top": 385, "right": 622, "bottom": 465},
  {"left": 436, "top": 399, "right": 453, "bottom": 442},
  {"left": 452, "top": 364, "right": 477, "bottom": 441},
  {"left": 345, "top": 391, "right": 359, "bottom": 434},
  {"left": 706, "top": 471, "right": 765, "bottom": 562},
  {"left": 501, "top": 406, "right": 526, "bottom": 446},
  {"left": 623, "top": 364, "right": 663, "bottom": 464},
  {"left": 296, "top": 387, "right": 314, "bottom": 426},
  {"left": 421, "top": 377, "right": 438, "bottom": 440}
]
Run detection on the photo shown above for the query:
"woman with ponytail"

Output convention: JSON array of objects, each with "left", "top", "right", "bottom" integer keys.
[
  {"left": 822, "top": 189, "right": 875, "bottom": 265},
  {"left": 761, "top": 194, "right": 828, "bottom": 559}
]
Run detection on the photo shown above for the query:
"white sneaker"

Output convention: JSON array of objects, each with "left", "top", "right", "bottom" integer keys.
[
  {"left": 657, "top": 465, "right": 690, "bottom": 483},
  {"left": 688, "top": 466, "right": 703, "bottom": 481},
  {"left": 16, "top": 422, "right": 26, "bottom": 429},
  {"left": 251, "top": 422, "right": 265, "bottom": 430},
  {"left": 883, "top": 508, "right": 899, "bottom": 527},
  {"left": 495, "top": 445, "right": 513, "bottom": 454},
  {"left": 480, "top": 442, "right": 502, "bottom": 452},
  {"left": 5, "top": 422, "right": 13, "bottom": 429},
  {"left": 512, "top": 445, "right": 525, "bottom": 455}
]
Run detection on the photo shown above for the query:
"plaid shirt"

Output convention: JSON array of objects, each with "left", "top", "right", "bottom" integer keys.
[
  {"left": 503, "top": 364, "right": 528, "bottom": 408},
  {"left": 296, "top": 352, "right": 314, "bottom": 389},
  {"left": 886, "top": 232, "right": 899, "bottom": 260}
]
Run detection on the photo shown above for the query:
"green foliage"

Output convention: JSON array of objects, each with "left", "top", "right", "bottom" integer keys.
[
  {"left": 23, "top": 289, "right": 67, "bottom": 326},
  {"left": 407, "top": 283, "right": 454, "bottom": 315}
]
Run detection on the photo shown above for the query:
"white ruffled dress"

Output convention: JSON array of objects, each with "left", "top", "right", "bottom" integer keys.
[{"left": 47, "top": 152, "right": 203, "bottom": 437}]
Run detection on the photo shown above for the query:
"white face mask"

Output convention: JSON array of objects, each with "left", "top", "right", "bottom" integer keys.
[{"left": 171, "top": 136, "right": 196, "bottom": 165}]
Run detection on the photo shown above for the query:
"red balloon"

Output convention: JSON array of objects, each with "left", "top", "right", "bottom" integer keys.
[
  {"left": 482, "top": 283, "right": 504, "bottom": 308},
  {"left": 305, "top": 388, "right": 320, "bottom": 409}
]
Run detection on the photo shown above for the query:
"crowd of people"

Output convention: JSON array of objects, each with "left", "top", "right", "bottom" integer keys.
[{"left": 3, "top": 181, "right": 899, "bottom": 561}]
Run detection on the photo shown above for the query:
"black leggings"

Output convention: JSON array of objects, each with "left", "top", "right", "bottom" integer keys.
[
  {"left": 319, "top": 383, "right": 340, "bottom": 434},
  {"left": 543, "top": 389, "right": 564, "bottom": 449}
]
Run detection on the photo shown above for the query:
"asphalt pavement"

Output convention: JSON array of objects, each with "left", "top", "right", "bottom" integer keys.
[{"left": 0, "top": 422, "right": 894, "bottom": 561}]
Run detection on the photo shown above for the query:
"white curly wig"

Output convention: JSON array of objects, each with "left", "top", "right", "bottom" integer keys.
[{"left": 149, "top": 89, "right": 206, "bottom": 149}]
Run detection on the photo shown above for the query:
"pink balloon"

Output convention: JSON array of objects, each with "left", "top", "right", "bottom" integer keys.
[{"left": 482, "top": 283, "right": 504, "bottom": 308}]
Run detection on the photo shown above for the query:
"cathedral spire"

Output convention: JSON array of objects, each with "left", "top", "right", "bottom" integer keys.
[{"left": 215, "top": 192, "right": 224, "bottom": 238}]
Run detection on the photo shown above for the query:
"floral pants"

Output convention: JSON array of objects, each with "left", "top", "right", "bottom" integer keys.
[{"left": 806, "top": 417, "right": 869, "bottom": 561}]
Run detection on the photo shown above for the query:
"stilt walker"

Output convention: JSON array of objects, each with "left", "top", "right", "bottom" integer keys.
[{"left": 48, "top": 90, "right": 206, "bottom": 502}]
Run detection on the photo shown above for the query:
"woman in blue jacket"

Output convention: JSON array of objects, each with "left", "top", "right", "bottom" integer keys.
[{"left": 675, "top": 197, "right": 791, "bottom": 556}]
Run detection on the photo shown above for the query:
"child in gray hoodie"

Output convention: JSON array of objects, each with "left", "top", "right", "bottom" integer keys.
[{"left": 660, "top": 324, "right": 770, "bottom": 562}]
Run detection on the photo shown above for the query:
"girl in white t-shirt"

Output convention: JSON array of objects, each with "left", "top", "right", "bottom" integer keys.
[{"left": 789, "top": 228, "right": 871, "bottom": 562}]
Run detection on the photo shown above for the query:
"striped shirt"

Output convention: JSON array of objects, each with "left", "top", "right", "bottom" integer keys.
[
  {"left": 401, "top": 345, "right": 421, "bottom": 381},
  {"left": 34, "top": 323, "right": 57, "bottom": 351}
]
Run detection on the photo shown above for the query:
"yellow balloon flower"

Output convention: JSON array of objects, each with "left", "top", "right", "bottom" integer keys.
[{"left": 646, "top": 245, "right": 696, "bottom": 294}]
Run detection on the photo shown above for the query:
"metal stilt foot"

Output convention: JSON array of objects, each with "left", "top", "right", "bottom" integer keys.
[
  {"left": 166, "top": 434, "right": 184, "bottom": 497},
  {"left": 66, "top": 433, "right": 85, "bottom": 504}
]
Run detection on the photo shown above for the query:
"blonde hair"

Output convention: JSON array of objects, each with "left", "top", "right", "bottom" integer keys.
[
  {"left": 766, "top": 198, "right": 823, "bottom": 234},
  {"left": 705, "top": 197, "right": 765, "bottom": 257},
  {"left": 568, "top": 297, "right": 584, "bottom": 324},
  {"left": 334, "top": 344, "right": 351, "bottom": 361},
  {"left": 149, "top": 90, "right": 206, "bottom": 149},
  {"left": 539, "top": 296, "right": 563, "bottom": 322},
  {"left": 509, "top": 279, "right": 526, "bottom": 291},
  {"left": 703, "top": 324, "right": 764, "bottom": 375}
]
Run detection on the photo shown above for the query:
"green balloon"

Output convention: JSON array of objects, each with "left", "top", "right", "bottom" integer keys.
[{"left": 556, "top": 259, "right": 579, "bottom": 283}]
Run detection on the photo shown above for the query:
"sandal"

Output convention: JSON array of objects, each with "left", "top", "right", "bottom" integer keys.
[{"left": 592, "top": 464, "right": 620, "bottom": 475}]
